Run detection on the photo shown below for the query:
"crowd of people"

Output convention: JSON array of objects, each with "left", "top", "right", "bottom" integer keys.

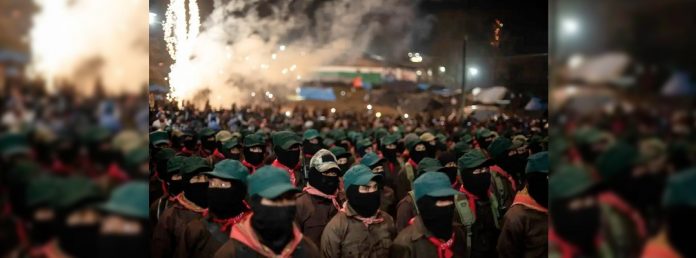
[
  {"left": 149, "top": 100, "right": 551, "bottom": 258},
  {"left": 0, "top": 84, "right": 150, "bottom": 258}
]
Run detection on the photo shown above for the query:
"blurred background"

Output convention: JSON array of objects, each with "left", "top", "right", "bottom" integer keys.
[{"left": 548, "top": 0, "right": 695, "bottom": 257}]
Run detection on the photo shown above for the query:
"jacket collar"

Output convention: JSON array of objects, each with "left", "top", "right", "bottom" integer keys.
[
  {"left": 512, "top": 188, "right": 548, "bottom": 213},
  {"left": 229, "top": 215, "right": 304, "bottom": 258}
]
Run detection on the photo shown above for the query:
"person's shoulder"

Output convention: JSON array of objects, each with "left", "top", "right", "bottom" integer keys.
[
  {"left": 397, "top": 194, "right": 413, "bottom": 206},
  {"left": 212, "top": 239, "right": 237, "bottom": 258},
  {"left": 394, "top": 223, "right": 419, "bottom": 244},
  {"left": 299, "top": 235, "right": 322, "bottom": 257},
  {"left": 379, "top": 210, "right": 395, "bottom": 224}
]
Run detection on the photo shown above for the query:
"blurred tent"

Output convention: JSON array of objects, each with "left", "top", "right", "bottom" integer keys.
[
  {"left": 569, "top": 53, "right": 630, "bottom": 84},
  {"left": 524, "top": 97, "right": 546, "bottom": 111},
  {"left": 474, "top": 86, "right": 508, "bottom": 104},
  {"left": 297, "top": 86, "right": 336, "bottom": 101},
  {"left": 149, "top": 84, "right": 169, "bottom": 94},
  {"left": 0, "top": 50, "right": 28, "bottom": 64},
  {"left": 661, "top": 71, "right": 695, "bottom": 96}
]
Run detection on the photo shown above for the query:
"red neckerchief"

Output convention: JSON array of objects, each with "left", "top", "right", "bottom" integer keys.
[
  {"left": 212, "top": 149, "right": 226, "bottom": 159},
  {"left": 211, "top": 210, "right": 252, "bottom": 234},
  {"left": 458, "top": 186, "right": 492, "bottom": 220},
  {"left": 549, "top": 225, "right": 604, "bottom": 258},
  {"left": 407, "top": 159, "right": 418, "bottom": 169},
  {"left": 229, "top": 215, "right": 304, "bottom": 258},
  {"left": 427, "top": 233, "right": 455, "bottom": 258},
  {"left": 241, "top": 159, "right": 262, "bottom": 174},
  {"left": 50, "top": 159, "right": 72, "bottom": 175},
  {"left": 490, "top": 165, "right": 517, "bottom": 191},
  {"left": 107, "top": 163, "right": 130, "bottom": 182},
  {"left": 598, "top": 191, "right": 647, "bottom": 238},
  {"left": 303, "top": 186, "right": 341, "bottom": 210},
  {"left": 512, "top": 190, "right": 548, "bottom": 213},
  {"left": 272, "top": 159, "right": 298, "bottom": 186},
  {"left": 176, "top": 193, "right": 208, "bottom": 214},
  {"left": 340, "top": 202, "right": 384, "bottom": 227},
  {"left": 179, "top": 147, "right": 194, "bottom": 155}
]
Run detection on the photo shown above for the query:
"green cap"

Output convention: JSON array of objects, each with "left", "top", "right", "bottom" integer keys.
[
  {"left": 487, "top": 137, "right": 512, "bottom": 159},
  {"left": 458, "top": 149, "right": 491, "bottom": 169},
  {"left": 199, "top": 128, "right": 217, "bottom": 139},
  {"left": 360, "top": 152, "right": 385, "bottom": 167},
  {"left": 205, "top": 159, "right": 249, "bottom": 184},
  {"left": 662, "top": 167, "right": 696, "bottom": 207},
  {"left": 420, "top": 132, "right": 436, "bottom": 143},
  {"left": 222, "top": 139, "right": 242, "bottom": 151},
  {"left": 272, "top": 131, "right": 302, "bottom": 150},
  {"left": 150, "top": 131, "right": 170, "bottom": 146},
  {"left": 243, "top": 133, "right": 265, "bottom": 147},
  {"left": 374, "top": 128, "right": 389, "bottom": 142},
  {"left": 303, "top": 129, "right": 320, "bottom": 140},
  {"left": 125, "top": 147, "right": 149, "bottom": 168},
  {"left": 323, "top": 138, "right": 336, "bottom": 147},
  {"left": 511, "top": 135, "right": 528, "bottom": 149},
  {"left": 181, "top": 156, "right": 212, "bottom": 175},
  {"left": 100, "top": 181, "right": 149, "bottom": 219},
  {"left": 357, "top": 138, "right": 373, "bottom": 150},
  {"left": 636, "top": 138, "right": 667, "bottom": 165},
  {"left": 381, "top": 134, "right": 400, "bottom": 146},
  {"left": 417, "top": 157, "right": 443, "bottom": 175},
  {"left": 453, "top": 141, "right": 471, "bottom": 158},
  {"left": 329, "top": 146, "right": 350, "bottom": 158},
  {"left": 329, "top": 129, "right": 347, "bottom": 141},
  {"left": 550, "top": 165, "right": 595, "bottom": 201},
  {"left": 573, "top": 127, "right": 605, "bottom": 145},
  {"left": 343, "top": 164, "right": 382, "bottom": 189},
  {"left": 526, "top": 151, "right": 549, "bottom": 174},
  {"left": 413, "top": 172, "right": 460, "bottom": 201},
  {"left": 0, "top": 133, "right": 30, "bottom": 157},
  {"left": 57, "top": 177, "right": 101, "bottom": 209},
  {"left": 436, "top": 133, "right": 447, "bottom": 144},
  {"left": 460, "top": 133, "right": 473, "bottom": 144},
  {"left": 405, "top": 136, "right": 424, "bottom": 151},
  {"left": 215, "top": 130, "right": 233, "bottom": 143},
  {"left": 476, "top": 128, "right": 494, "bottom": 139},
  {"left": 247, "top": 166, "right": 300, "bottom": 198},
  {"left": 154, "top": 148, "right": 176, "bottom": 162},
  {"left": 595, "top": 142, "right": 637, "bottom": 180},
  {"left": 83, "top": 126, "right": 111, "bottom": 143},
  {"left": 27, "top": 176, "right": 62, "bottom": 208},
  {"left": 166, "top": 156, "right": 187, "bottom": 175}
]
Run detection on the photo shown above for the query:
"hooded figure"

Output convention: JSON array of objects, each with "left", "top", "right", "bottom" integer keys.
[
  {"left": 392, "top": 172, "right": 467, "bottom": 258},
  {"left": 271, "top": 131, "right": 304, "bottom": 187},
  {"left": 329, "top": 146, "right": 353, "bottom": 177},
  {"left": 50, "top": 177, "right": 103, "bottom": 258},
  {"left": 475, "top": 128, "right": 498, "bottom": 151},
  {"left": 198, "top": 128, "right": 218, "bottom": 158},
  {"left": 213, "top": 166, "right": 320, "bottom": 258},
  {"left": 488, "top": 136, "right": 529, "bottom": 188},
  {"left": 379, "top": 134, "right": 403, "bottom": 185},
  {"left": 99, "top": 182, "right": 149, "bottom": 258},
  {"left": 437, "top": 151, "right": 460, "bottom": 187},
  {"left": 175, "top": 160, "right": 251, "bottom": 258},
  {"left": 150, "top": 156, "right": 186, "bottom": 227},
  {"left": 394, "top": 158, "right": 443, "bottom": 232},
  {"left": 361, "top": 152, "right": 396, "bottom": 215},
  {"left": 320, "top": 164, "right": 396, "bottom": 258},
  {"left": 295, "top": 149, "right": 343, "bottom": 246},
  {"left": 497, "top": 152, "right": 549, "bottom": 258},
  {"left": 241, "top": 133, "right": 266, "bottom": 173},
  {"left": 394, "top": 137, "right": 429, "bottom": 202}
]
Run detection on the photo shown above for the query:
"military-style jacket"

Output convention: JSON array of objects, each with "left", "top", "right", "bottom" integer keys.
[
  {"left": 320, "top": 203, "right": 396, "bottom": 258},
  {"left": 151, "top": 194, "right": 207, "bottom": 258},
  {"left": 212, "top": 217, "right": 320, "bottom": 258},
  {"left": 496, "top": 190, "right": 548, "bottom": 258},
  {"left": 394, "top": 159, "right": 418, "bottom": 203},
  {"left": 175, "top": 211, "right": 251, "bottom": 258},
  {"left": 295, "top": 191, "right": 343, "bottom": 247},
  {"left": 391, "top": 217, "right": 467, "bottom": 258}
]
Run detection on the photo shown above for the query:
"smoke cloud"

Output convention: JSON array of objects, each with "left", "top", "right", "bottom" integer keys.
[
  {"left": 170, "top": 0, "right": 421, "bottom": 108},
  {"left": 28, "top": 0, "right": 148, "bottom": 95}
]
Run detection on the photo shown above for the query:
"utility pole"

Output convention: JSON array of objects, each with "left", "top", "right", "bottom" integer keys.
[{"left": 460, "top": 35, "right": 468, "bottom": 118}]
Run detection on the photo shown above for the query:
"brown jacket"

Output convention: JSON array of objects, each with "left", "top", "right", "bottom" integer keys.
[
  {"left": 175, "top": 212, "right": 251, "bottom": 258},
  {"left": 391, "top": 217, "right": 467, "bottom": 258},
  {"left": 295, "top": 191, "right": 343, "bottom": 247},
  {"left": 394, "top": 160, "right": 417, "bottom": 204},
  {"left": 213, "top": 217, "right": 320, "bottom": 258},
  {"left": 496, "top": 190, "right": 548, "bottom": 258},
  {"left": 320, "top": 204, "right": 396, "bottom": 258},
  {"left": 151, "top": 195, "right": 206, "bottom": 258},
  {"left": 381, "top": 186, "right": 396, "bottom": 217},
  {"left": 395, "top": 194, "right": 417, "bottom": 232}
]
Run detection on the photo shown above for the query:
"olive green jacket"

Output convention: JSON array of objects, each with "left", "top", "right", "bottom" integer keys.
[{"left": 320, "top": 204, "right": 396, "bottom": 258}]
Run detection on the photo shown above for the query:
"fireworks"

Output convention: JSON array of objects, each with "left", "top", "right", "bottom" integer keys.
[{"left": 163, "top": 0, "right": 200, "bottom": 103}]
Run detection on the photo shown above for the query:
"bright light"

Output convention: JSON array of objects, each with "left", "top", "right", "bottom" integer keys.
[
  {"left": 410, "top": 55, "right": 423, "bottom": 63},
  {"left": 330, "top": 108, "right": 336, "bottom": 113},
  {"left": 403, "top": 113, "right": 409, "bottom": 119},
  {"left": 281, "top": 68, "right": 288, "bottom": 75},
  {"left": 296, "top": 75, "right": 302, "bottom": 80},
  {"left": 408, "top": 52, "right": 413, "bottom": 57},
  {"left": 427, "top": 70, "right": 432, "bottom": 76},
  {"left": 416, "top": 70, "right": 423, "bottom": 76},
  {"left": 367, "top": 104, "right": 373, "bottom": 110},
  {"left": 149, "top": 12, "right": 157, "bottom": 25},
  {"left": 471, "top": 105, "right": 478, "bottom": 110},
  {"left": 250, "top": 92, "right": 256, "bottom": 97},
  {"left": 375, "top": 112, "right": 382, "bottom": 118},
  {"left": 279, "top": 45, "right": 286, "bottom": 51},
  {"left": 340, "top": 91, "right": 346, "bottom": 96},
  {"left": 290, "top": 64, "right": 296, "bottom": 71},
  {"left": 568, "top": 54, "right": 584, "bottom": 69},
  {"left": 271, "top": 53, "right": 277, "bottom": 60},
  {"left": 268, "top": 94, "right": 274, "bottom": 99},
  {"left": 561, "top": 18, "right": 579, "bottom": 36},
  {"left": 295, "top": 88, "right": 301, "bottom": 94},
  {"left": 472, "top": 87, "right": 481, "bottom": 96},
  {"left": 285, "top": 111, "right": 292, "bottom": 117},
  {"left": 439, "top": 66, "right": 446, "bottom": 73},
  {"left": 468, "top": 67, "right": 479, "bottom": 77},
  {"left": 565, "top": 85, "right": 578, "bottom": 95}
]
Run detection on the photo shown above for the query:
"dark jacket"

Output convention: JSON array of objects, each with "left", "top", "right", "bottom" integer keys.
[
  {"left": 394, "top": 160, "right": 417, "bottom": 203},
  {"left": 175, "top": 212, "right": 251, "bottom": 258},
  {"left": 150, "top": 195, "right": 176, "bottom": 235},
  {"left": 295, "top": 191, "right": 343, "bottom": 247},
  {"left": 391, "top": 217, "right": 467, "bottom": 258},
  {"left": 151, "top": 195, "right": 206, "bottom": 258},
  {"left": 320, "top": 204, "right": 396, "bottom": 258},
  {"left": 395, "top": 194, "right": 417, "bottom": 232},
  {"left": 496, "top": 190, "right": 548, "bottom": 258},
  {"left": 381, "top": 186, "right": 396, "bottom": 217},
  {"left": 212, "top": 217, "right": 320, "bottom": 258}
]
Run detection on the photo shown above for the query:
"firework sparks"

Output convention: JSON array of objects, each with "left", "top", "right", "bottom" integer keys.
[{"left": 163, "top": 0, "right": 200, "bottom": 103}]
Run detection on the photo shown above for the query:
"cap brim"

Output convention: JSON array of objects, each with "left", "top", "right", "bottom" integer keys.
[
  {"left": 204, "top": 170, "right": 245, "bottom": 181},
  {"left": 317, "top": 162, "right": 340, "bottom": 173},
  {"left": 353, "top": 173, "right": 383, "bottom": 186},
  {"left": 258, "top": 184, "right": 300, "bottom": 199},
  {"left": 153, "top": 139, "right": 170, "bottom": 146},
  {"left": 281, "top": 140, "right": 301, "bottom": 150},
  {"left": 100, "top": 202, "right": 148, "bottom": 219},
  {"left": 426, "top": 187, "right": 461, "bottom": 198},
  {"left": 2, "top": 146, "right": 30, "bottom": 157}
]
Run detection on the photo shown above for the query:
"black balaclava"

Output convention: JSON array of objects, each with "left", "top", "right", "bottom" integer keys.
[
  {"left": 410, "top": 143, "right": 427, "bottom": 163},
  {"left": 417, "top": 196, "right": 454, "bottom": 240},
  {"left": 307, "top": 168, "right": 339, "bottom": 195},
  {"left": 302, "top": 139, "right": 322, "bottom": 157},
  {"left": 250, "top": 195, "right": 296, "bottom": 254},
  {"left": 29, "top": 208, "right": 58, "bottom": 246},
  {"left": 666, "top": 207, "right": 696, "bottom": 258},
  {"left": 98, "top": 220, "right": 148, "bottom": 258},
  {"left": 380, "top": 144, "right": 398, "bottom": 162},
  {"left": 243, "top": 146, "right": 266, "bottom": 165},
  {"left": 336, "top": 141, "right": 351, "bottom": 152},
  {"left": 577, "top": 144, "right": 600, "bottom": 164},
  {"left": 460, "top": 166, "right": 492, "bottom": 199},
  {"left": 201, "top": 136, "right": 217, "bottom": 153},
  {"left": 526, "top": 172, "right": 548, "bottom": 208},
  {"left": 223, "top": 147, "right": 242, "bottom": 161},
  {"left": 336, "top": 155, "right": 353, "bottom": 176},
  {"left": 346, "top": 185, "right": 381, "bottom": 217},
  {"left": 207, "top": 180, "right": 247, "bottom": 218},
  {"left": 183, "top": 173, "right": 208, "bottom": 208},
  {"left": 59, "top": 213, "right": 99, "bottom": 258},
  {"left": 497, "top": 152, "right": 528, "bottom": 186},
  {"left": 550, "top": 195, "right": 600, "bottom": 255},
  {"left": 616, "top": 171, "right": 666, "bottom": 216},
  {"left": 275, "top": 146, "right": 300, "bottom": 168},
  {"left": 478, "top": 137, "right": 493, "bottom": 150},
  {"left": 438, "top": 152, "right": 459, "bottom": 184},
  {"left": 425, "top": 141, "right": 438, "bottom": 159},
  {"left": 182, "top": 136, "right": 197, "bottom": 150},
  {"left": 167, "top": 177, "right": 183, "bottom": 196}
]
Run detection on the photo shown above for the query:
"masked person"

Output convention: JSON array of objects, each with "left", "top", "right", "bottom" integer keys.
[
  {"left": 321, "top": 164, "right": 396, "bottom": 258},
  {"left": 302, "top": 129, "right": 323, "bottom": 170},
  {"left": 456, "top": 149, "right": 515, "bottom": 258},
  {"left": 219, "top": 139, "right": 242, "bottom": 161},
  {"left": 630, "top": 138, "right": 672, "bottom": 236},
  {"left": 379, "top": 134, "right": 403, "bottom": 188},
  {"left": 356, "top": 138, "right": 374, "bottom": 158},
  {"left": 152, "top": 157, "right": 211, "bottom": 258},
  {"left": 241, "top": 133, "right": 267, "bottom": 173},
  {"left": 150, "top": 156, "right": 186, "bottom": 228},
  {"left": 641, "top": 168, "right": 695, "bottom": 258},
  {"left": 24, "top": 176, "right": 63, "bottom": 257},
  {"left": 198, "top": 128, "right": 218, "bottom": 158},
  {"left": 437, "top": 151, "right": 459, "bottom": 188},
  {"left": 572, "top": 126, "right": 613, "bottom": 164},
  {"left": 206, "top": 130, "right": 233, "bottom": 165},
  {"left": 475, "top": 128, "right": 497, "bottom": 151},
  {"left": 213, "top": 166, "right": 320, "bottom": 258},
  {"left": 420, "top": 133, "right": 439, "bottom": 159},
  {"left": 51, "top": 177, "right": 103, "bottom": 258},
  {"left": 177, "top": 131, "right": 197, "bottom": 157},
  {"left": 497, "top": 152, "right": 549, "bottom": 258},
  {"left": 271, "top": 131, "right": 304, "bottom": 187},
  {"left": 394, "top": 158, "right": 443, "bottom": 232},
  {"left": 392, "top": 172, "right": 467, "bottom": 258},
  {"left": 395, "top": 137, "right": 430, "bottom": 203},
  {"left": 361, "top": 152, "right": 396, "bottom": 216},
  {"left": 296, "top": 149, "right": 343, "bottom": 247},
  {"left": 176, "top": 160, "right": 251, "bottom": 258},
  {"left": 330, "top": 146, "right": 354, "bottom": 177},
  {"left": 98, "top": 182, "right": 149, "bottom": 258},
  {"left": 487, "top": 137, "right": 526, "bottom": 190}
]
